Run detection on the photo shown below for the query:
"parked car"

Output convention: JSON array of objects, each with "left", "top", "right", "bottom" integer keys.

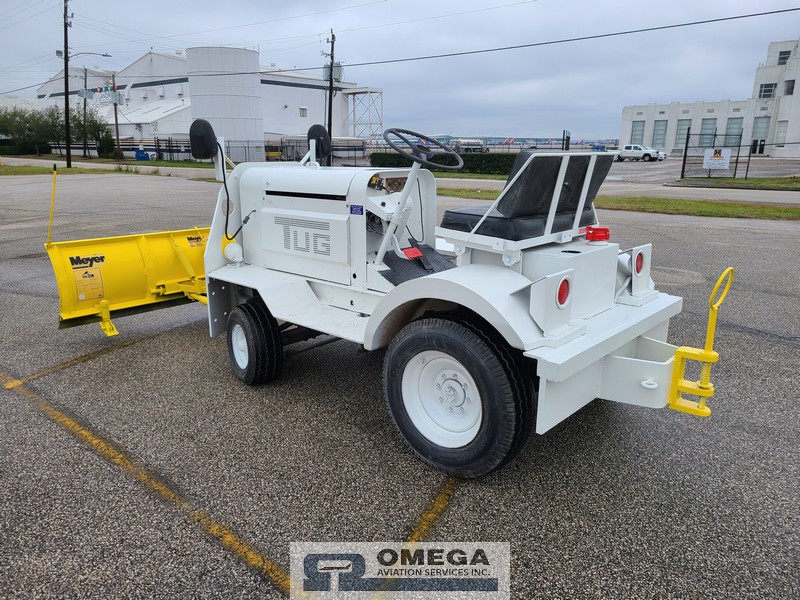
[{"left": 617, "top": 144, "right": 665, "bottom": 162}]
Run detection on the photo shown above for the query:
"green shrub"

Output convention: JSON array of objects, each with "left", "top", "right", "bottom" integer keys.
[
  {"left": 0, "top": 143, "right": 51, "bottom": 155},
  {"left": 97, "top": 131, "right": 115, "bottom": 158}
]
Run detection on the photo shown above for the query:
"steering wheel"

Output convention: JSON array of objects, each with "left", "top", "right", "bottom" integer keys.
[{"left": 383, "top": 128, "right": 464, "bottom": 171}]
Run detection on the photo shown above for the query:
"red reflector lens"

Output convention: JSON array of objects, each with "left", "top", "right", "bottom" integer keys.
[
  {"left": 634, "top": 252, "right": 644, "bottom": 275},
  {"left": 557, "top": 277, "right": 570, "bottom": 306},
  {"left": 585, "top": 226, "right": 610, "bottom": 242}
]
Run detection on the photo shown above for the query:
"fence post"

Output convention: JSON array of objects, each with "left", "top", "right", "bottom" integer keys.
[
  {"left": 680, "top": 127, "right": 691, "bottom": 179},
  {"left": 733, "top": 134, "right": 742, "bottom": 178}
]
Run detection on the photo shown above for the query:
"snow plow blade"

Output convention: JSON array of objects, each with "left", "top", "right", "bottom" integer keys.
[{"left": 45, "top": 228, "right": 209, "bottom": 336}]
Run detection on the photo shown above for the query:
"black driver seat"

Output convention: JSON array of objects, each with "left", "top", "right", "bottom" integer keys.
[{"left": 439, "top": 151, "right": 614, "bottom": 241}]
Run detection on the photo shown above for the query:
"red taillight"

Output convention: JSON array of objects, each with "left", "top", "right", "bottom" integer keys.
[
  {"left": 634, "top": 251, "right": 645, "bottom": 275},
  {"left": 556, "top": 277, "right": 570, "bottom": 307},
  {"left": 585, "top": 226, "right": 610, "bottom": 242}
]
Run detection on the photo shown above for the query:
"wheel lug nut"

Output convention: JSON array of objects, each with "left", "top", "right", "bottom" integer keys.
[
  {"left": 435, "top": 383, "right": 441, "bottom": 390},
  {"left": 438, "top": 397, "right": 443, "bottom": 403},
  {"left": 447, "top": 407, "right": 453, "bottom": 413}
]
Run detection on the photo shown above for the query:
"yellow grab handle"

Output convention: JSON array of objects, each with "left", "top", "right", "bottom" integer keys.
[
  {"left": 704, "top": 267, "right": 734, "bottom": 353},
  {"left": 709, "top": 267, "right": 734, "bottom": 310}
]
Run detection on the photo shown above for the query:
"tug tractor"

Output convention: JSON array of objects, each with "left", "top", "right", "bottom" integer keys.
[{"left": 45, "top": 121, "right": 733, "bottom": 478}]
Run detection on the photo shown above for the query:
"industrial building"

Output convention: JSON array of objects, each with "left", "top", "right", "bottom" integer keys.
[
  {"left": 620, "top": 39, "right": 800, "bottom": 157},
  {"left": 36, "top": 47, "right": 383, "bottom": 161}
]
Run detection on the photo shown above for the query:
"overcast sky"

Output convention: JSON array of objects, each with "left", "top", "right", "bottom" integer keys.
[{"left": 1, "top": 0, "right": 799, "bottom": 139}]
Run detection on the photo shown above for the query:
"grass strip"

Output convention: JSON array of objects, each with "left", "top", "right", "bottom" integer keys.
[
  {"left": 436, "top": 188, "right": 800, "bottom": 220},
  {"left": 0, "top": 165, "right": 117, "bottom": 175},
  {"left": 594, "top": 196, "right": 800, "bottom": 220},
  {"left": 680, "top": 176, "right": 800, "bottom": 191}
]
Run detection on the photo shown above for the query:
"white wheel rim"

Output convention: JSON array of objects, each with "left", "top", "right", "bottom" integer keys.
[
  {"left": 230, "top": 322, "right": 249, "bottom": 369},
  {"left": 401, "top": 350, "right": 482, "bottom": 448}
]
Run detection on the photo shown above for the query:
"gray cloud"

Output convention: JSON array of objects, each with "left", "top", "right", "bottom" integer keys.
[{"left": 2, "top": 0, "right": 798, "bottom": 139}]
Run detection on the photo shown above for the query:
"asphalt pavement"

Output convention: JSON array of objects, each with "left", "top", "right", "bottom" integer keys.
[{"left": 0, "top": 170, "right": 798, "bottom": 598}]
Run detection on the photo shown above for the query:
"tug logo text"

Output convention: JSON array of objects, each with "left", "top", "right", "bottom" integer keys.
[{"left": 274, "top": 216, "right": 331, "bottom": 257}]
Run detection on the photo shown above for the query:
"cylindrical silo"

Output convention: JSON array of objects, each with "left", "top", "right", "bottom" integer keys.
[{"left": 187, "top": 47, "right": 264, "bottom": 162}]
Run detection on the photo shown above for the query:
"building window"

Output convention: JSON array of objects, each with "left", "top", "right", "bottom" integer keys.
[
  {"left": 681, "top": 109, "right": 690, "bottom": 114},
  {"left": 732, "top": 108, "right": 741, "bottom": 112},
  {"left": 785, "top": 80, "right": 795, "bottom": 96},
  {"left": 299, "top": 107, "right": 308, "bottom": 117},
  {"left": 778, "top": 50, "right": 791, "bottom": 65},
  {"left": 652, "top": 120, "right": 667, "bottom": 149},
  {"left": 700, "top": 118, "right": 717, "bottom": 147},
  {"left": 630, "top": 120, "right": 645, "bottom": 145},
  {"left": 758, "top": 83, "right": 777, "bottom": 99},
  {"left": 675, "top": 119, "right": 691, "bottom": 146},
  {"left": 724, "top": 117, "right": 743, "bottom": 146},
  {"left": 775, "top": 120, "right": 788, "bottom": 147},
  {"left": 752, "top": 116, "right": 771, "bottom": 140}
]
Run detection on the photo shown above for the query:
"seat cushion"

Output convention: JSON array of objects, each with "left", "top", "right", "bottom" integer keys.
[{"left": 440, "top": 204, "right": 597, "bottom": 241}]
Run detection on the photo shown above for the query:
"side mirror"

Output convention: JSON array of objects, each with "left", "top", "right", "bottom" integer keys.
[{"left": 190, "top": 119, "right": 217, "bottom": 160}]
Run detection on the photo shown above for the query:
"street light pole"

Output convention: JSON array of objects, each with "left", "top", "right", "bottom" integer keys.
[
  {"left": 57, "top": 50, "right": 112, "bottom": 160},
  {"left": 63, "top": 0, "right": 71, "bottom": 167}
]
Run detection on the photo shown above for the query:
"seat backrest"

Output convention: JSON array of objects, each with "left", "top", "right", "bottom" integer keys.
[{"left": 496, "top": 151, "right": 614, "bottom": 218}]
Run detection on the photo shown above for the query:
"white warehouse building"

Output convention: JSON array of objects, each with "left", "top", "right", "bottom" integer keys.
[
  {"left": 37, "top": 47, "right": 383, "bottom": 161},
  {"left": 620, "top": 39, "right": 800, "bottom": 158}
]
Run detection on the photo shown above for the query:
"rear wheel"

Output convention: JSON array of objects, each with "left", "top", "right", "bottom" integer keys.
[
  {"left": 226, "top": 300, "right": 283, "bottom": 385},
  {"left": 383, "top": 315, "right": 534, "bottom": 478},
  {"left": 616, "top": 155, "right": 625, "bottom": 162}
]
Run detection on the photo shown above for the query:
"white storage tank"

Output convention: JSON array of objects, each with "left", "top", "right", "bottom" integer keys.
[{"left": 187, "top": 47, "right": 264, "bottom": 162}]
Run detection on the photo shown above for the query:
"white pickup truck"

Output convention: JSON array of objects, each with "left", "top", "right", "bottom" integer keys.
[{"left": 617, "top": 144, "right": 666, "bottom": 162}]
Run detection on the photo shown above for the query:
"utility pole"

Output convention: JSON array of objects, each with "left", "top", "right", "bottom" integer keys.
[
  {"left": 112, "top": 72, "right": 121, "bottom": 158},
  {"left": 63, "top": 0, "right": 71, "bottom": 167},
  {"left": 326, "top": 30, "right": 335, "bottom": 146},
  {"left": 82, "top": 66, "right": 88, "bottom": 157}
]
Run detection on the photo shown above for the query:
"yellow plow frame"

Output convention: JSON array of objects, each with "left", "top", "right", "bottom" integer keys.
[{"left": 45, "top": 228, "right": 209, "bottom": 336}]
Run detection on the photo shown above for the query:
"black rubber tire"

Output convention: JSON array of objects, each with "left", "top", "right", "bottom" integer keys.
[
  {"left": 383, "top": 315, "right": 534, "bottom": 478},
  {"left": 643, "top": 154, "right": 652, "bottom": 162},
  {"left": 226, "top": 300, "right": 283, "bottom": 385},
  {"left": 616, "top": 155, "right": 624, "bottom": 162}
]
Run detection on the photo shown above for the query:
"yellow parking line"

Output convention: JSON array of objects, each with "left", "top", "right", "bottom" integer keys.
[
  {"left": 1, "top": 371, "right": 291, "bottom": 596},
  {"left": 407, "top": 475, "right": 461, "bottom": 543},
  {"left": 2, "top": 337, "right": 145, "bottom": 389}
]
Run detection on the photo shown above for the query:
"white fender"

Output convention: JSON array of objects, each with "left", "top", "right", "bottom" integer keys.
[{"left": 364, "top": 264, "right": 539, "bottom": 350}]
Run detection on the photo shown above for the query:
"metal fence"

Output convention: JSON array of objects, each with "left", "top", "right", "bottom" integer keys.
[{"left": 679, "top": 131, "right": 743, "bottom": 179}]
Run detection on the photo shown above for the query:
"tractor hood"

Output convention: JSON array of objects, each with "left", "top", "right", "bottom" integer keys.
[{"left": 237, "top": 164, "right": 371, "bottom": 201}]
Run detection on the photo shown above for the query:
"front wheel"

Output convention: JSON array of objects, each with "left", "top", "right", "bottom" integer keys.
[
  {"left": 383, "top": 316, "right": 533, "bottom": 478},
  {"left": 226, "top": 301, "right": 283, "bottom": 385},
  {"left": 642, "top": 154, "right": 652, "bottom": 162}
]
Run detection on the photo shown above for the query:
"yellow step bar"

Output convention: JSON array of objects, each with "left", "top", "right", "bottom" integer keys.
[
  {"left": 45, "top": 228, "right": 209, "bottom": 336},
  {"left": 668, "top": 267, "right": 734, "bottom": 416}
]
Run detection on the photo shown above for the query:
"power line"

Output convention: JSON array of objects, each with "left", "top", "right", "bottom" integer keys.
[
  {"left": 3, "top": 7, "right": 799, "bottom": 95},
  {"left": 310, "top": 7, "right": 800, "bottom": 72}
]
